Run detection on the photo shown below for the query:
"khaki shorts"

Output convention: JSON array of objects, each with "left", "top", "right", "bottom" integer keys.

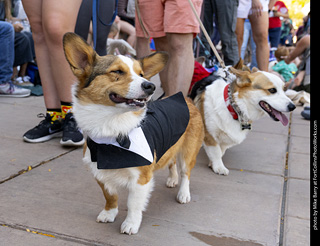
[{"left": 135, "top": 0, "right": 203, "bottom": 38}]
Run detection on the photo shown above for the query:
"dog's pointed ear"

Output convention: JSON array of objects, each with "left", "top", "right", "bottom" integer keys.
[
  {"left": 251, "top": 67, "right": 259, "bottom": 73},
  {"left": 139, "top": 52, "right": 169, "bottom": 80},
  {"left": 233, "top": 58, "right": 252, "bottom": 72},
  {"left": 229, "top": 66, "right": 252, "bottom": 87},
  {"left": 63, "top": 32, "right": 97, "bottom": 79},
  {"left": 233, "top": 58, "right": 244, "bottom": 70}
]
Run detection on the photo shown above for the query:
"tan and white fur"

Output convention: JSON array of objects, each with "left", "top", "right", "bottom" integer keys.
[
  {"left": 63, "top": 33, "right": 204, "bottom": 234},
  {"left": 193, "top": 63, "right": 295, "bottom": 175}
]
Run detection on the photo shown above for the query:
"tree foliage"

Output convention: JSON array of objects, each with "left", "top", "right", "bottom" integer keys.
[{"left": 282, "top": 0, "right": 310, "bottom": 28}]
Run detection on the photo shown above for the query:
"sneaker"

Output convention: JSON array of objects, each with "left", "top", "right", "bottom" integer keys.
[
  {"left": 13, "top": 76, "right": 34, "bottom": 87},
  {"left": 301, "top": 109, "right": 310, "bottom": 120},
  {"left": 23, "top": 113, "right": 63, "bottom": 143},
  {"left": 0, "top": 82, "right": 31, "bottom": 97},
  {"left": 60, "top": 113, "right": 85, "bottom": 146}
]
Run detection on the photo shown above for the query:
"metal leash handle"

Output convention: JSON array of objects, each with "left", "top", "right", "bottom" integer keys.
[{"left": 187, "top": 0, "right": 226, "bottom": 69}]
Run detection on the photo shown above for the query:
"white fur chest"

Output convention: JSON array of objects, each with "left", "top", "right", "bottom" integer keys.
[
  {"left": 83, "top": 148, "right": 140, "bottom": 193},
  {"left": 203, "top": 80, "right": 249, "bottom": 147}
]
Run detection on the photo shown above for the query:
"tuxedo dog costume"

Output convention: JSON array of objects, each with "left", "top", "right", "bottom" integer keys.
[{"left": 87, "top": 92, "right": 190, "bottom": 169}]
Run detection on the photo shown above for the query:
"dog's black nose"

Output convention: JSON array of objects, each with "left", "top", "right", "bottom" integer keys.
[
  {"left": 141, "top": 81, "right": 156, "bottom": 95},
  {"left": 288, "top": 103, "right": 296, "bottom": 112}
]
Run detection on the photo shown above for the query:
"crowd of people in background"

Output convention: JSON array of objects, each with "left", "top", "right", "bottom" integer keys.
[{"left": 0, "top": 0, "right": 311, "bottom": 145}]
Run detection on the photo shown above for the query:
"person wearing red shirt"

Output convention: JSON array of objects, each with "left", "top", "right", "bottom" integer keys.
[{"left": 268, "top": 0, "right": 289, "bottom": 48}]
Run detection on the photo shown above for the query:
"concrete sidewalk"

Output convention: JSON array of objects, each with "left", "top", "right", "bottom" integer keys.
[{"left": 0, "top": 88, "right": 310, "bottom": 245}]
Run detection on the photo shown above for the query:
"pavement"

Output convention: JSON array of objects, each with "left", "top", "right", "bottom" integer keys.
[{"left": 0, "top": 77, "right": 311, "bottom": 246}]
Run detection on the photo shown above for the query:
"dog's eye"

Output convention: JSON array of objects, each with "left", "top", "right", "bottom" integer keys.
[
  {"left": 268, "top": 88, "right": 277, "bottom": 94},
  {"left": 140, "top": 73, "right": 143, "bottom": 77},
  {"left": 111, "top": 70, "right": 124, "bottom": 75}
]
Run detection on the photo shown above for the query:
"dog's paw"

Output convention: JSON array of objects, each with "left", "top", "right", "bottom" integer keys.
[
  {"left": 120, "top": 219, "right": 140, "bottom": 235},
  {"left": 212, "top": 165, "right": 229, "bottom": 175},
  {"left": 166, "top": 176, "right": 178, "bottom": 188},
  {"left": 96, "top": 208, "right": 118, "bottom": 223},
  {"left": 176, "top": 191, "right": 191, "bottom": 204}
]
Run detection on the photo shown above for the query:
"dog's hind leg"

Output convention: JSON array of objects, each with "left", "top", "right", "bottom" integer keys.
[
  {"left": 121, "top": 177, "right": 154, "bottom": 235},
  {"left": 176, "top": 161, "right": 191, "bottom": 203},
  {"left": 175, "top": 100, "right": 204, "bottom": 203},
  {"left": 176, "top": 151, "right": 197, "bottom": 204},
  {"left": 96, "top": 181, "right": 119, "bottom": 223},
  {"left": 166, "top": 160, "right": 179, "bottom": 188}
]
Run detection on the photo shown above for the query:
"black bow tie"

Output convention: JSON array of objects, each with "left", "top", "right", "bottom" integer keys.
[{"left": 116, "top": 135, "right": 131, "bottom": 149}]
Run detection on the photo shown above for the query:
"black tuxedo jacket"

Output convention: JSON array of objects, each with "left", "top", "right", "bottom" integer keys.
[{"left": 87, "top": 92, "right": 190, "bottom": 169}]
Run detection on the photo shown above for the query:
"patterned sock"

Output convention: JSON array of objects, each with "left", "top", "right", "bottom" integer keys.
[
  {"left": 47, "top": 108, "right": 62, "bottom": 122},
  {"left": 60, "top": 101, "right": 73, "bottom": 119}
]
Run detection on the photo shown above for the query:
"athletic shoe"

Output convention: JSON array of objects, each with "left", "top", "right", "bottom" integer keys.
[
  {"left": 0, "top": 82, "right": 31, "bottom": 97},
  {"left": 301, "top": 109, "right": 310, "bottom": 120},
  {"left": 23, "top": 113, "right": 63, "bottom": 143},
  {"left": 60, "top": 112, "right": 85, "bottom": 146},
  {"left": 13, "top": 76, "right": 34, "bottom": 87}
]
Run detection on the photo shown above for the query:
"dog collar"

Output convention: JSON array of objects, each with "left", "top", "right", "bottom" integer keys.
[
  {"left": 223, "top": 83, "right": 252, "bottom": 130},
  {"left": 223, "top": 84, "right": 238, "bottom": 120}
]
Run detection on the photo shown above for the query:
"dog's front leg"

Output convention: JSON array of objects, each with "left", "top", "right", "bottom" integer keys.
[
  {"left": 96, "top": 181, "right": 119, "bottom": 223},
  {"left": 120, "top": 178, "right": 154, "bottom": 235},
  {"left": 203, "top": 144, "right": 229, "bottom": 175}
]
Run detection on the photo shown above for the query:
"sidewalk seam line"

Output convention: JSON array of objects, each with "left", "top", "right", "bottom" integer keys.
[
  {"left": 278, "top": 112, "right": 293, "bottom": 246},
  {"left": 0, "top": 148, "right": 77, "bottom": 185},
  {"left": 0, "top": 221, "right": 111, "bottom": 246}
]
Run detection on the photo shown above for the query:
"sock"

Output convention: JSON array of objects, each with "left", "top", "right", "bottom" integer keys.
[
  {"left": 60, "top": 101, "right": 73, "bottom": 119},
  {"left": 47, "top": 108, "right": 62, "bottom": 122}
]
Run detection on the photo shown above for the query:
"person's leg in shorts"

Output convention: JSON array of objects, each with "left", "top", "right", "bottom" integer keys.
[
  {"left": 236, "top": 0, "right": 251, "bottom": 58},
  {"left": 136, "top": 0, "right": 202, "bottom": 96},
  {"left": 248, "top": 0, "right": 269, "bottom": 71},
  {"left": 155, "top": 33, "right": 195, "bottom": 96}
]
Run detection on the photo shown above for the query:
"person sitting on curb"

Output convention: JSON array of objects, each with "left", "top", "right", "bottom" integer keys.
[
  {"left": 284, "top": 35, "right": 310, "bottom": 120},
  {"left": 0, "top": 21, "right": 30, "bottom": 97}
]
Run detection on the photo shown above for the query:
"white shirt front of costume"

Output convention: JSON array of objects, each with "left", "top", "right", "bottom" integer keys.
[{"left": 90, "top": 127, "right": 154, "bottom": 163}]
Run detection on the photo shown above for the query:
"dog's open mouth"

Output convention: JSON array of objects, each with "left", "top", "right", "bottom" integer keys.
[
  {"left": 259, "top": 101, "right": 288, "bottom": 126},
  {"left": 109, "top": 93, "right": 148, "bottom": 107}
]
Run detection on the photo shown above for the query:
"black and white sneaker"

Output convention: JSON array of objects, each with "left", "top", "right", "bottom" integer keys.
[
  {"left": 60, "top": 113, "right": 85, "bottom": 146},
  {"left": 23, "top": 113, "right": 63, "bottom": 143}
]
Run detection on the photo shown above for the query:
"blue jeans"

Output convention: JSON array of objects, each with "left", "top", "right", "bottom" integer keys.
[
  {"left": 240, "top": 20, "right": 257, "bottom": 69},
  {"left": 0, "top": 21, "right": 14, "bottom": 84},
  {"left": 268, "top": 27, "right": 281, "bottom": 48}
]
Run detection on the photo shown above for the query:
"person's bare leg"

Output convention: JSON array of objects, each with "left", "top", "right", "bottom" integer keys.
[
  {"left": 136, "top": 37, "right": 150, "bottom": 59},
  {"left": 235, "top": 18, "right": 245, "bottom": 57},
  {"left": 18, "top": 63, "right": 28, "bottom": 77},
  {"left": 249, "top": 12, "right": 269, "bottom": 71},
  {"left": 166, "top": 33, "right": 194, "bottom": 96},
  {"left": 42, "top": 0, "right": 82, "bottom": 102},
  {"left": 153, "top": 36, "right": 169, "bottom": 93},
  {"left": 154, "top": 33, "right": 194, "bottom": 96},
  {"left": 12, "top": 67, "right": 18, "bottom": 79},
  {"left": 22, "top": 0, "right": 60, "bottom": 109}
]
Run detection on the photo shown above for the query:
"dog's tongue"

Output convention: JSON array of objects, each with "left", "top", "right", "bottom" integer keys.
[{"left": 273, "top": 110, "right": 289, "bottom": 126}]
